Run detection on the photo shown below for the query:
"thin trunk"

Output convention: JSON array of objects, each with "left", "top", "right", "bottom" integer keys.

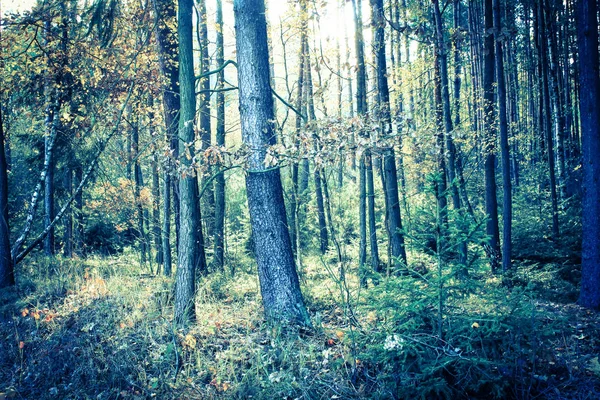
[
  {"left": 152, "top": 0, "right": 180, "bottom": 274},
  {"left": 197, "top": 0, "right": 215, "bottom": 243},
  {"left": 352, "top": 0, "right": 374, "bottom": 276},
  {"left": 305, "top": 52, "right": 329, "bottom": 254},
  {"left": 63, "top": 168, "right": 73, "bottom": 258},
  {"left": 0, "top": 106, "right": 14, "bottom": 288},
  {"left": 372, "top": 0, "right": 406, "bottom": 270},
  {"left": 132, "top": 116, "right": 147, "bottom": 265},
  {"left": 484, "top": 0, "right": 501, "bottom": 272},
  {"left": 43, "top": 15, "right": 57, "bottom": 256},
  {"left": 213, "top": 0, "right": 226, "bottom": 271},
  {"left": 494, "top": 0, "right": 512, "bottom": 272},
  {"left": 74, "top": 166, "right": 84, "bottom": 255},
  {"left": 152, "top": 151, "right": 163, "bottom": 269},
  {"left": 538, "top": 0, "right": 560, "bottom": 239}
]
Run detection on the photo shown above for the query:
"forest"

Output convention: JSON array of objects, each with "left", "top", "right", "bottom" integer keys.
[{"left": 0, "top": 0, "right": 599, "bottom": 398}]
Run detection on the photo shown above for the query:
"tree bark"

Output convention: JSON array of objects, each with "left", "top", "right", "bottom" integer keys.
[
  {"left": 538, "top": 0, "right": 560, "bottom": 239},
  {"left": 197, "top": 0, "right": 215, "bottom": 243},
  {"left": 213, "top": 0, "right": 226, "bottom": 272},
  {"left": 132, "top": 114, "right": 147, "bottom": 265},
  {"left": 233, "top": 0, "right": 309, "bottom": 325},
  {"left": 493, "top": 0, "right": 512, "bottom": 272},
  {"left": 305, "top": 53, "right": 329, "bottom": 254},
  {"left": 0, "top": 106, "right": 14, "bottom": 288},
  {"left": 352, "top": 0, "right": 371, "bottom": 279},
  {"left": 152, "top": 0, "right": 180, "bottom": 275},
  {"left": 576, "top": 0, "right": 600, "bottom": 309},
  {"left": 371, "top": 0, "right": 407, "bottom": 270},
  {"left": 483, "top": 0, "right": 501, "bottom": 272},
  {"left": 175, "top": 0, "right": 203, "bottom": 325}
]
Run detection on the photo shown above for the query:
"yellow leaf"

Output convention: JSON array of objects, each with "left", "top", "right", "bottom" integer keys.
[
  {"left": 335, "top": 330, "right": 345, "bottom": 339},
  {"left": 183, "top": 334, "right": 196, "bottom": 349}
]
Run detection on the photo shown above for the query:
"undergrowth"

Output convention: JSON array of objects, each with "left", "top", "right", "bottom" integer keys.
[{"left": 0, "top": 251, "right": 599, "bottom": 399}]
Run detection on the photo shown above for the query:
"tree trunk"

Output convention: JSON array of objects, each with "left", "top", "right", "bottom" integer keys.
[
  {"left": 152, "top": 150, "right": 163, "bottom": 269},
  {"left": 74, "top": 165, "right": 84, "bottom": 254},
  {"left": 132, "top": 115, "right": 147, "bottom": 265},
  {"left": 483, "top": 0, "right": 501, "bottom": 272},
  {"left": 494, "top": 0, "right": 512, "bottom": 272},
  {"left": 0, "top": 106, "right": 14, "bottom": 288},
  {"left": 197, "top": 0, "right": 215, "bottom": 243},
  {"left": 175, "top": 0, "right": 203, "bottom": 325},
  {"left": 352, "top": 0, "right": 371, "bottom": 280},
  {"left": 371, "top": 0, "right": 406, "bottom": 270},
  {"left": 305, "top": 53, "right": 329, "bottom": 254},
  {"left": 63, "top": 168, "right": 73, "bottom": 258},
  {"left": 152, "top": 0, "right": 180, "bottom": 275},
  {"left": 213, "top": 0, "right": 226, "bottom": 272},
  {"left": 233, "top": 0, "right": 309, "bottom": 325},
  {"left": 538, "top": 0, "right": 560, "bottom": 239},
  {"left": 576, "top": 0, "right": 600, "bottom": 310}
]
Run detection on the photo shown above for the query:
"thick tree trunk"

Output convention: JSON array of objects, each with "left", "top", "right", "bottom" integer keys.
[
  {"left": 175, "top": 0, "right": 203, "bottom": 325},
  {"left": 576, "top": 0, "right": 600, "bottom": 310},
  {"left": 233, "top": 0, "right": 309, "bottom": 325}
]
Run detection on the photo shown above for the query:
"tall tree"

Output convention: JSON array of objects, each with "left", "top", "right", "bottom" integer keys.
[
  {"left": 305, "top": 52, "right": 329, "bottom": 254},
  {"left": 352, "top": 0, "right": 377, "bottom": 278},
  {"left": 0, "top": 106, "right": 13, "bottom": 288},
  {"left": 493, "top": 0, "right": 512, "bottom": 272},
  {"left": 213, "top": 0, "right": 226, "bottom": 271},
  {"left": 197, "top": 0, "right": 215, "bottom": 242},
  {"left": 433, "top": 0, "right": 467, "bottom": 268},
  {"left": 233, "top": 0, "right": 310, "bottom": 324},
  {"left": 152, "top": 0, "right": 180, "bottom": 276},
  {"left": 371, "top": 0, "right": 407, "bottom": 270},
  {"left": 576, "top": 0, "right": 600, "bottom": 309},
  {"left": 174, "top": 0, "right": 205, "bottom": 324},
  {"left": 43, "top": 10, "right": 58, "bottom": 256},
  {"left": 483, "top": 0, "right": 501, "bottom": 271}
]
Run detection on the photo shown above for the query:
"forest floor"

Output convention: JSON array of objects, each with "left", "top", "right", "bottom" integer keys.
[{"left": 0, "top": 250, "right": 599, "bottom": 399}]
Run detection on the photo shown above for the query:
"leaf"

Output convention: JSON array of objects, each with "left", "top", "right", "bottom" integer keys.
[{"left": 182, "top": 334, "right": 196, "bottom": 349}]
